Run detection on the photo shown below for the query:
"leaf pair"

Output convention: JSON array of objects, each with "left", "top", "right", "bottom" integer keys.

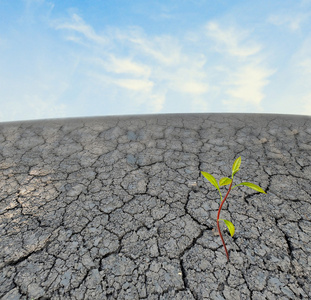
[
  {"left": 201, "top": 157, "right": 266, "bottom": 195},
  {"left": 201, "top": 171, "right": 233, "bottom": 201},
  {"left": 201, "top": 157, "right": 241, "bottom": 195}
]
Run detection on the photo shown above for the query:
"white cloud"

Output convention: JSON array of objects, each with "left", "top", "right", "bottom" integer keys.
[
  {"left": 203, "top": 21, "right": 274, "bottom": 109},
  {"left": 112, "top": 28, "right": 182, "bottom": 66},
  {"left": 109, "top": 56, "right": 150, "bottom": 76},
  {"left": 205, "top": 22, "right": 261, "bottom": 57},
  {"left": 148, "top": 94, "right": 166, "bottom": 112},
  {"left": 225, "top": 65, "right": 275, "bottom": 106},
  {"left": 54, "top": 14, "right": 107, "bottom": 45},
  {"left": 268, "top": 13, "right": 310, "bottom": 31},
  {"left": 158, "top": 62, "right": 208, "bottom": 95},
  {"left": 93, "top": 56, "right": 151, "bottom": 77},
  {"left": 168, "top": 74, "right": 208, "bottom": 95},
  {"left": 88, "top": 71, "right": 154, "bottom": 92},
  {"left": 181, "top": 81, "right": 208, "bottom": 94},
  {"left": 21, "top": 0, "right": 54, "bottom": 24},
  {"left": 113, "top": 78, "right": 154, "bottom": 91},
  {"left": 268, "top": 0, "right": 311, "bottom": 32}
]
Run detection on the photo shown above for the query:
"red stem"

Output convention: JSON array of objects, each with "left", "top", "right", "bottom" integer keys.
[{"left": 217, "top": 181, "right": 233, "bottom": 261}]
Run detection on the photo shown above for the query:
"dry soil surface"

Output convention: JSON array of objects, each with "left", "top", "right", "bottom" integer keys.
[{"left": 1, "top": 113, "right": 311, "bottom": 299}]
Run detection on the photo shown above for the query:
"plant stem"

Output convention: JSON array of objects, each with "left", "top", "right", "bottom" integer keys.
[{"left": 217, "top": 181, "right": 233, "bottom": 261}]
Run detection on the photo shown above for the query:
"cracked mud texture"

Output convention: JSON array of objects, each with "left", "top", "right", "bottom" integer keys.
[{"left": 0, "top": 113, "right": 311, "bottom": 300}]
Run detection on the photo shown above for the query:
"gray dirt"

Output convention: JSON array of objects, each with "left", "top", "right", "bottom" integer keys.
[{"left": 0, "top": 113, "right": 310, "bottom": 299}]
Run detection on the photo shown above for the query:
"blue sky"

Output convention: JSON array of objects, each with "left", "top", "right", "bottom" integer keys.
[{"left": 0, "top": 0, "right": 311, "bottom": 122}]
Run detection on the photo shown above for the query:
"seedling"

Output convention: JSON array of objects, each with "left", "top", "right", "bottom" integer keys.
[{"left": 201, "top": 157, "right": 266, "bottom": 261}]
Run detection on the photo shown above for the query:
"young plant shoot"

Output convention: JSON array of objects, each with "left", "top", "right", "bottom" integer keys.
[{"left": 201, "top": 157, "right": 266, "bottom": 262}]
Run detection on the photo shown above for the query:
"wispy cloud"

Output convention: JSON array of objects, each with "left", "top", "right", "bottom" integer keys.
[
  {"left": 54, "top": 14, "right": 107, "bottom": 45},
  {"left": 268, "top": 0, "right": 311, "bottom": 32},
  {"left": 113, "top": 78, "right": 154, "bottom": 92},
  {"left": 115, "top": 28, "right": 182, "bottom": 66},
  {"left": 205, "top": 22, "right": 261, "bottom": 58},
  {"left": 268, "top": 13, "right": 311, "bottom": 31},
  {"left": 21, "top": 0, "right": 54, "bottom": 23},
  {"left": 52, "top": 14, "right": 212, "bottom": 112},
  {"left": 163, "top": 65, "right": 208, "bottom": 95},
  {"left": 224, "top": 65, "right": 275, "bottom": 107},
  {"left": 92, "top": 56, "right": 151, "bottom": 77},
  {"left": 204, "top": 21, "right": 274, "bottom": 110}
]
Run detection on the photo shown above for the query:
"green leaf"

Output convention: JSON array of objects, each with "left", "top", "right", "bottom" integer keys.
[
  {"left": 201, "top": 171, "right": 220, "bottom": 192},
  {"left": 232, "top": 157, "right": 241, "bottom": 177},
  {"left": 219, "top": 219, "right": 235, "bottom": 237},
  {"left": 219, "top": 177, "right": 232, "bottom": 186},
  {"left": 232, "top": 182, "right": 266, "bottom": 193}
]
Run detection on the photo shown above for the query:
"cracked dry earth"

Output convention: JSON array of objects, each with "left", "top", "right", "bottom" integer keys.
[{"left": 0, "top": 113, "right": 311, "bottom": 300}]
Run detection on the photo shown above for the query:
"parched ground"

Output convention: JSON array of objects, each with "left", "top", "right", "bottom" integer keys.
[{"left": 0, "top": 113, "right": 311, "bottom": 300}]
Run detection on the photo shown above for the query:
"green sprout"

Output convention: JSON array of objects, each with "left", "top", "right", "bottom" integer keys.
[{"left": 201, "top": 157, "right": 266, "bottom": 261}]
